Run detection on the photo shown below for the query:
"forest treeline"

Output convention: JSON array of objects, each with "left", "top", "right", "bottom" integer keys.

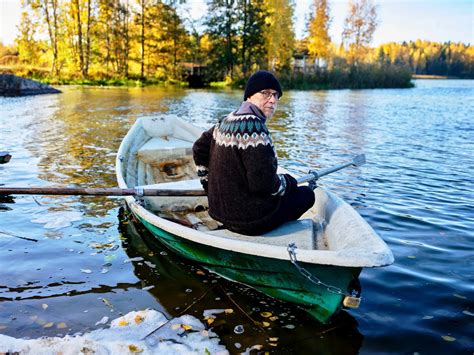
[{"left": 0, "top": 0, "right": 472, "bottom": 89}]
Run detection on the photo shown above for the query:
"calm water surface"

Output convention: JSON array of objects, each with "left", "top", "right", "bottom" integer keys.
[{"left": 0, "top": 80, "right": 473, "bottom": 353}]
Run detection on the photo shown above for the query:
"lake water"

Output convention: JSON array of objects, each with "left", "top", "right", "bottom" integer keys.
[{"left": 0, "top": 80, "right": 473, "bottom": 353}]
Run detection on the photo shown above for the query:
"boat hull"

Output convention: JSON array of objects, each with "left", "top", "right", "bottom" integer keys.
[{"left": 136, "top": 213, "right": 362, "bottom": 323}]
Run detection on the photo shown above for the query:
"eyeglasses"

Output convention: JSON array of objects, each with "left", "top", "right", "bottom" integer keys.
[{"left": 259, "top": 90, "right": 280, "bottom": 101}]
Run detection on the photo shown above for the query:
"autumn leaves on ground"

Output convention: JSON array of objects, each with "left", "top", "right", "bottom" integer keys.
[{"left": 0, "top": 0, "right": 472, "bottom": 88}]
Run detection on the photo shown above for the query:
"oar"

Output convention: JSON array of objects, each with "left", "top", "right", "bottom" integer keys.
[
  {"left": 296, "top": 154, "right": 366, "bottom": 184},
  {"left": 0, "top": 154, "right": 366, "bottom": 197},
  {"left": 0, "top": 187, "right": 206, "bottom": 197}
]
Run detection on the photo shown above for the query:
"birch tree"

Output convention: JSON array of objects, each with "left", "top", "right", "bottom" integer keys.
[{"left": 342, "top": 0, "right": 378, "bottom": 65}]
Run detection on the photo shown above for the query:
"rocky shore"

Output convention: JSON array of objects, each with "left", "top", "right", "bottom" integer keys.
[{"left": 0, "top": 74, "right": 61, "bottom": 96}]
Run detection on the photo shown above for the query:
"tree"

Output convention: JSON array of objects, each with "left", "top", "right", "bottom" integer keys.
[
  {"left": 206, "top": 0, "right": 239, "bottom": 79},
  {"left": 69, "top": 0, "right": 94, "bottom": 77},
  {"left": 342, "top": 0, "right": 378, "bottom": 65},
  {"left": 263, "top": 0, "right": 295, "bottom": 72},
  {"left": 307, "top": 0, "right": 331, "bottom": 68},
  {"left": 28, "top": 0, "right": 61, "bottom": 75},
  {"left": 16, "top": 9, "right": 41, "bottom": 64},
  {"left": 238, "top": 0, "right": 267, "bottom": 76}
]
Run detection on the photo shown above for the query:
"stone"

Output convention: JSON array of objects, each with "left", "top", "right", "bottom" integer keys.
[{"left": 0, "top": 74, "right": 61, "bottom": 96}]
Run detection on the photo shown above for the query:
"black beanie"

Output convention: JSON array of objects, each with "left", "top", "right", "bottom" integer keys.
[{"left": 244, "top": 70, "right": 282, "bottom": 100}]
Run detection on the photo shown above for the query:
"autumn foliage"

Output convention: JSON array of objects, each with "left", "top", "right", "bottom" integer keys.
[{"left": 0, "top": 0, "right": 472, "bottom": 88}]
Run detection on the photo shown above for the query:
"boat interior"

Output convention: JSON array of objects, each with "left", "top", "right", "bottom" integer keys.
[{"left": 121, "top": 117, "right": 329, "bottom": 251}]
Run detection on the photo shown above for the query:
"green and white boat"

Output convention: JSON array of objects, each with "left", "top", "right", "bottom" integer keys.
[{"left": 116, "top": 115, "right": 394, "bottom": 323}]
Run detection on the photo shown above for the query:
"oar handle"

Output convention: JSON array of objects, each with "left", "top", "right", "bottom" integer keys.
[{"left": 296, "top": 154, "right": 366, "bottom": 184}]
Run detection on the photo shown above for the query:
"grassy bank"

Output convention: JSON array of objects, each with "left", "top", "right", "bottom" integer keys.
[{"left": 1, "top": 63, "right": 414, "bottom": 90}]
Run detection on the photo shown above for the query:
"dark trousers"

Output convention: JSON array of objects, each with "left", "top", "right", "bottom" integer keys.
[{"left": 233, "top": 186, "right": 316, "bottom": 236}]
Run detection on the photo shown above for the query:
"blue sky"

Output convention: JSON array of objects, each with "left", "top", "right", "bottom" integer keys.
[{"left": 1, "top": 0, "right": 473, "bottom": 46}]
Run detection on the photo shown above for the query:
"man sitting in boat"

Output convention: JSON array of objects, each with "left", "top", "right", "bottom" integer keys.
[{"left": 192, "top": 70, "right": 315, "bottom": 236}]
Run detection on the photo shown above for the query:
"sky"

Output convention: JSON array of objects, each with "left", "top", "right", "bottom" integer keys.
[{"left": 0, "top": 0, "right": 473, "bottom": 46}]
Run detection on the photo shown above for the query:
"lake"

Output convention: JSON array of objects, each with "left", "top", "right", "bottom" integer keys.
[{"left": 0, "top": 80, "right": 472, "bottom": 353}]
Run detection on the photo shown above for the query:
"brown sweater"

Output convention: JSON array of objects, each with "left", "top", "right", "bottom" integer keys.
[{"left": 193, "top": 102, "right": 289, "bottom": 232}]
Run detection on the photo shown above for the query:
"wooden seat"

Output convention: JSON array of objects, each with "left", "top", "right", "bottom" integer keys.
[{"left": 137, "top": 137, "right": 193, "bottom": 164}]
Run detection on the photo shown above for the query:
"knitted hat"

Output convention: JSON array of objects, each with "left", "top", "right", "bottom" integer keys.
[{"left": 244, "top": 70, "right": 282, "bottom": 100}]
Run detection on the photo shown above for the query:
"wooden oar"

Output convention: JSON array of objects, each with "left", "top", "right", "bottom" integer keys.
[
  {"left": 296, "top": 154, "right": 366, "bottom": 184},
  {"left": 0, "top": 154, "right": 366, "bottom": 197},
  {"left": 0, "top": 187, "right": 206, "bottom": 197}
]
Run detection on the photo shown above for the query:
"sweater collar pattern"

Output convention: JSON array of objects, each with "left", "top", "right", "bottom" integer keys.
[{"left": 213, "top": 103, "right": 273, "bottom": 150}]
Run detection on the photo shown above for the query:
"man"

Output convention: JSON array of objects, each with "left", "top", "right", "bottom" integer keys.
[{"left": 193, "top": 70, "right": 315, "bottom": 235}]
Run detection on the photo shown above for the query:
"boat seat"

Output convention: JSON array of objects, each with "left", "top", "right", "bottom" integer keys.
[
  {"left": 138, "top": 178, "right": 203, "bottom": 191},
  {"left": 208, "top": 219, "right": 316, "bottom": 250},
  {"left": 137, "top": 137, "right": 193, "bottom": 165}
]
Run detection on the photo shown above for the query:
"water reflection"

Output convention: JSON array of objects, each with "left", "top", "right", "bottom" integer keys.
[
  {"left": 1, "top": 81, "right": 473, "bottom": 352},
  {"left": 120, "top": 208, "right": 363, "bottom": 354}
]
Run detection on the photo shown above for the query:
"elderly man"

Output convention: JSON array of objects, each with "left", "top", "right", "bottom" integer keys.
[{"left": 193, "top": 70, "right": 315, "bottom": 235}]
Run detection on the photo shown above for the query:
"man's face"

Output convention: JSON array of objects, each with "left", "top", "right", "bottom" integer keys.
[{"left": 247, "top": 89, "right": 279, "bottom": 118}]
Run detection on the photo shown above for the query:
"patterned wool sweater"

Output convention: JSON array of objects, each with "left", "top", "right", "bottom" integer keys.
[{"left": 193, "top": 102, "right": 287, "bottom": 232}]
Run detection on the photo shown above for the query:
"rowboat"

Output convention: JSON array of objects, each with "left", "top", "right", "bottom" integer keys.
[{"left": 115, "top": 115, "right": 394, "bottom": 323}]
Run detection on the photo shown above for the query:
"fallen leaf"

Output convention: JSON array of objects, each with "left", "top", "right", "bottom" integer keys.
[
  {"left": 171, "top": 324, "right": 181, "bottom": 330},
  {"left": 262, "top": 321, "right": 270, "bottom": 327},
  {"left": 42, "top": 304, "right": 48, "bottom": 310},
  {"left": 269, "top": 343, "right": 278, "bottom": 347},
  {"left": 441, "top": 335, "right": 456, "bottom": 342},
  {"left": 196, "top": 270, "right": 205, "bottom": 275},
  {"left": 269, "top": 316, "right": 279, "bottom": 321},
  {"left": 118, "top": 319, "right": 129, "bottom": 327},
  {"left": 102, "top": 298, "right": 113, "bottom": 309},
  {"left": 128, "top": 344, "right": 143, "bottom": 353},
  {"left": 43, "top": 322, "right": 54, "bottom": 328},
  {"left": 206, "top": 318, "right": 215, "bottom": 325},
  {"left": 90, "top": 242, "right": 114, "bottom": 249},
  {"left": 260, "top": 312, "right": 272, "bottom": 318},
  {"left": 269, "top": 337, "right": 279, "bottom": 342},
  {"left": 57, "top": 322, "right": 67, "bottom": 329},
  {"left": 134, "top": 314, "right": 144, "bottom": 324},
  {"left": 182, "top": 325, "right": 192, "bottom": 331},
  {"left": 224, "top": 309, "right": 234, "bottom": 314}
]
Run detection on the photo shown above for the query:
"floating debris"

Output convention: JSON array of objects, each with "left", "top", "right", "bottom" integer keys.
[
  {"left": 441, "top": 335, "right": 456, "bottom": 342},
  {"left": 0, "top": 310, "right": 228, "bottom": 354},
  {"left": 234, "top": 325, "right": 244, "bottom": 334},
  {"left": 95, "top": 316, "right": 109, "bottom": 326}
]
